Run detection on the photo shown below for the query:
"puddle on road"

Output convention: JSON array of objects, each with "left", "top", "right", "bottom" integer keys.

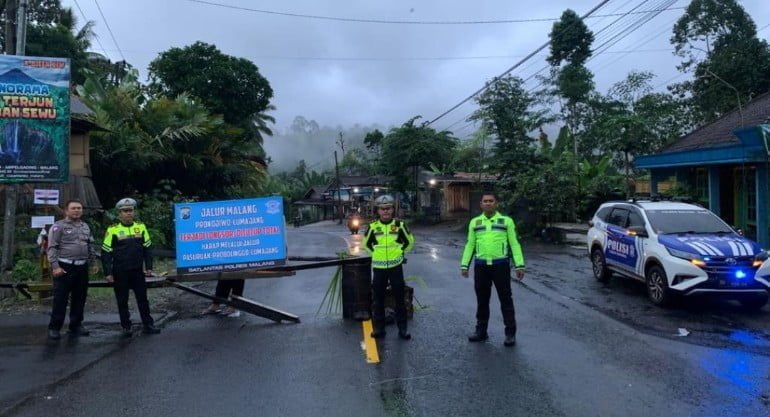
[
  {"left": 380, "top": 385, "right": 413, "bottom": 417},
  {"left": 697, "top": 347, "right": 770, "bottom": 412},
  {"left": 346, "top": 234, "right": 363, "bottom": 256},
  {"left": 711, "top": 329, "right": 770, "bottom": 349}
]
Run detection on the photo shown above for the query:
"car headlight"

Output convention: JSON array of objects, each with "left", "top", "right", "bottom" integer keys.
[
  {"left": 666, "top": 247, "right": 703, "bottom": 261},
  {"left": 752, "top": 250, "right": 768, "bottom": 267}
]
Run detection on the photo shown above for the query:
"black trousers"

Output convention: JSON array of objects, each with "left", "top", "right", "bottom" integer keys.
[
  {"left": 215, "top": 279, "right": 245, "bottom": 299},
  {"left": 113, "top": 269, "right": 153, "bottom": 328},
  {"left": 49, "top": 263, "right": 88, "bottom": 331},
  {"left": 474, "top": 263, "right": 517, "bottom": 336},
  {"left": 372, "top": 264, "right": 407, "bottom": 328}
]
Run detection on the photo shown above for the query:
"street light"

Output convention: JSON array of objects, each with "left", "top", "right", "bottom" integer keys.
[{"left": 429, "top": 178, "right": 437, "bottom": 186}]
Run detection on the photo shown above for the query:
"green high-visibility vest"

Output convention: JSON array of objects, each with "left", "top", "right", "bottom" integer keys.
[
  {"left": 363, "top": 219, "right": 415, "bottom": 269},
  {"left": 461, "top": 212, "right": 524, "bottom": 269}
]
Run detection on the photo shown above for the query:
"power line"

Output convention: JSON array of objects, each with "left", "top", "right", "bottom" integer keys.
[
  {"left": 425, "top": 0, "right": 614, "bottom": 127},
  {"left": 653, "top": 50, "right": 703, "bottom": 89},
  {"left": 588, "top": 0, "right": 678, "bottom": 76},
  {"left": 442, "top": 105, "right": 479, "bottom": 131},
  {"left": 522, "top": 0, "right": 678, "bottom": 94},
  {"left": 436, "top": 0, "right": 681, "bottom": 127},
  {"left": 653, "top": 71, "right": 686, "bottom": 89},
  {"left": 72, "top": 0, "right": 111, "bottom": 59},
  {"left": 435, "top": 0, "right": 655, "bottom": 131},
  {"left": 89, "top": 47, "right": 674, "bottom": 62},
  {"left": 649, "top": 20, "right": 766, "bottom": 90},
  {"left": 592, "top": 12, "right": 681, "bottom": 75},
  {"left": 228, "top": 48, "right": 679, "bottom": 62},
  {"left": 445, "top": 0, "right": 679, "bottom": 135},
  {"left": 92, "top": 0, "right": 125, "bottom": 61},
  {"left": 182, "top": 0, "right": 683, "bottom": 25},
  {"left": 592, "top": 0, "right": 676, "bottom": 58},
  {"left": 455, "top": 120, "right": 480, "bottom": 137},
  {"left": 585, "top": 0, "right": 635, "bottom": 29},
  {"left": 439, "top": 11, "right": 627, "bottom": 132}
]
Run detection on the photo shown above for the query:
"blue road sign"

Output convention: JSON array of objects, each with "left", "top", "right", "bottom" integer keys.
[{"left": 174, "top": 197, "right": 286, "bottom": 274}]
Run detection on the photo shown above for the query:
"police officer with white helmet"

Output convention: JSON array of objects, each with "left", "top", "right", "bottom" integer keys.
[
  {"left": 363, "top": 195, "right": 415, "bottom": 339},
  {"left": 101, "top": 197, "right": 160, "bottom": 337}
]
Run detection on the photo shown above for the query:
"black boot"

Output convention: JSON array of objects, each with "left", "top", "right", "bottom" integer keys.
[
  {"left": 370, "top": 321, "right": 386, "bottom": 339},
  {"left": 48, "top": 329, "right": 61, "bottom": 340},
  {"left": 142, "top": 324, "right": 161, "bottom": 334},
  {"left": 69, "top": 326, "right": 90, "bottom": 337},
  {"left": 504, "top": 327, "right": 516, "bottom": 347},
  {"left": 397, "top": 322, "right": 411, "bottom": 340},
  {"left": 468, "top": 325, "right": 488, "bottom": 342}
]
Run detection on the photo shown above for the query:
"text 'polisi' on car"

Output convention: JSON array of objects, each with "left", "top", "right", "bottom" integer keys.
[{"left": 587, "top": 199, "right": 770, "bottom": 310}]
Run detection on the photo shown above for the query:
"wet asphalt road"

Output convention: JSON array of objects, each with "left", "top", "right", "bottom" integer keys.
[{"left": 3, "top": 222, "right": 770, "bottom": 417}]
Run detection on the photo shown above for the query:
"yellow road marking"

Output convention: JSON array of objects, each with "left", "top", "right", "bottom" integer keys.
[{"left": 362, "top": 320, "right": 380, "bottom": 364}]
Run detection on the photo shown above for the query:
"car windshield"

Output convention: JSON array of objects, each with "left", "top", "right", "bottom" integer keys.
[{"left": 645, "top": 209, "right": 733, "bottom": 234}]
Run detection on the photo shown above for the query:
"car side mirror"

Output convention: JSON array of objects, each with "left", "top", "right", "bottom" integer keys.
[
  {"left": 627, "top": 226, "right": 648, "bottom": 238},
  {"left": 732, "top": 227, "right": 744, "bottom": 236}
]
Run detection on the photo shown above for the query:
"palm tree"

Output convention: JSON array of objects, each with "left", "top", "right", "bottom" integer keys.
[{"left": 251, "top": 104, "right": 276, "bottom": 145}]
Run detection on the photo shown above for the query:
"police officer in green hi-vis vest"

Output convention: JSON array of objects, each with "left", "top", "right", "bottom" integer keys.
[
  {"left": 363, "top": 195, "right": 415, "bottom": 340},
  {"left": 102, "top": 198, "right": 161, "bottom": 338},
  {"left": 460, "top": 192, "right": 525, "bottom": 347}
]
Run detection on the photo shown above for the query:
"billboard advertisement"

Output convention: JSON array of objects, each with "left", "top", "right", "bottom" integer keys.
[{"left": 0, "top": 55, "right": 70, "bottom": 183}]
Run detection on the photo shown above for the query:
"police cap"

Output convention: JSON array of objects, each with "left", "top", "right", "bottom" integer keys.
[
  {"left": 374, "top": 195, "right": 395, "bottom": 207},
  {"left": 116, "top": 198, "right": 137, "bottom": 210}
]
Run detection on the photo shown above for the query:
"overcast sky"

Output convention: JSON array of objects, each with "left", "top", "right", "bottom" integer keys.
[{"left": 62, "top": 0, "right": 770, "bottom": 164}]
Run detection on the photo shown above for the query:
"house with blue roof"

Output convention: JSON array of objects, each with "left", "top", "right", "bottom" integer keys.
[{"left": 635, "top": 92, "right": 770, "bottom": 248}]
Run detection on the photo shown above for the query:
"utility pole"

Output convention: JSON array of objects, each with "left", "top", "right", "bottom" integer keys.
[
  {"left": 704, "top": 67, "right": 744, "bottom": 128},
  {"left": 336, "top": 132, "right": 345, "bottom": 156},
  {"left": 413, "top": 164, "right": 420, "bottom": 214},
  {"left": 703, "top": 67, "right": 747, "bottom": 230},
  {"left": 334, "top": 150, "right": 342, "bottom": 224},
  {"left": 1, "top": 0, "right": 27, "bottom": 274},
  {"left": 3, "top": 0, "right": 17, "bottom": 55},
  {"left": 15, "top": 0, "right": 26, "bottom": 54}
]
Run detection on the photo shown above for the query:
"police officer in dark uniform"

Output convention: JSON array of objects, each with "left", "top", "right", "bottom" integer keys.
[
  {"left": 460, "top": 192, "right": 525, "bottom": 347},
  {"left": 47, "top": 199, "right": 97, "bottom": 340},
  {"left": 101, "top": 198, "right": 160, "bottom": 337}
]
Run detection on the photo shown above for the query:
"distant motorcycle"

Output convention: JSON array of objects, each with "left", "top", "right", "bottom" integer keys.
[{"left": 347, "top": 214, "right": 361, "bottom": 234}]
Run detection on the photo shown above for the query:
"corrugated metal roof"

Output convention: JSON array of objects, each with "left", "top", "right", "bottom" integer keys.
[
  {"left": 70, "top": 95, "right": 94, "bottom": 116},
  {"left": 338, "top": 175, "right": 392, "bottom": 186},
  {"left": 659, "top": 91, "right": 770, "bottom": 153}
]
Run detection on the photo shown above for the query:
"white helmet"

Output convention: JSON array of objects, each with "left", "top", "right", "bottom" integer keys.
[
  {"left": 115, "top": 197, "right": 137, "bottom": 210},
  {"left": 374, "top": 195, "right": 395, "bottom": 207}
]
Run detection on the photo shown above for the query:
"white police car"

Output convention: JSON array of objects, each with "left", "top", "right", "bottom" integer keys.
[{"left": 587, "top": 200, "right": 770, "bottom": 310}]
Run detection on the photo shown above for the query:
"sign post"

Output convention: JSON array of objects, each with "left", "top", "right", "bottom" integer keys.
[{"left": 33, "top": 189, "right": 59, "bottom": 205}]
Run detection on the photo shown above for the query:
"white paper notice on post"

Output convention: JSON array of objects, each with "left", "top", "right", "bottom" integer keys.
[{"left": 31, "top": 216, "right": 55, "bottom": 228}]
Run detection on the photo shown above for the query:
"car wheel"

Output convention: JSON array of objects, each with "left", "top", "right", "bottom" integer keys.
[
  {"left": 645, "top": 264, "right": 672, "bottom": 307},
  {"left": 739, "top": 293, "right": 768, "bottom": 312},
  {"left": 591, "top": 247, "right": 611, "bottom": 283}
]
